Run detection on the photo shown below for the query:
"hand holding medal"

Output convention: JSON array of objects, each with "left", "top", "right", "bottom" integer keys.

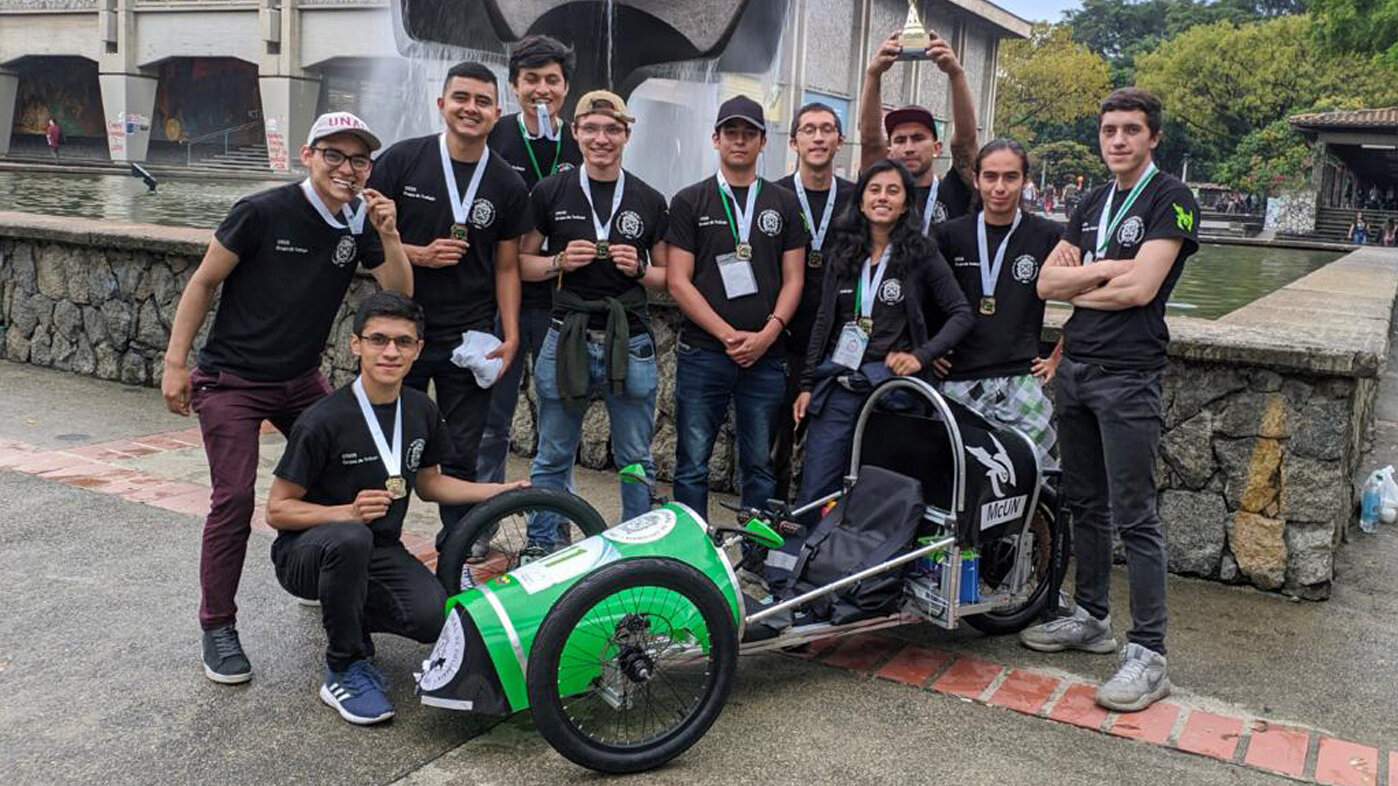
[
  {"left": 349, "top": 488, "right": 395, "bottom": 523},
  {"left": 361, "top": 188, "right": 398, "bottom": 239}
]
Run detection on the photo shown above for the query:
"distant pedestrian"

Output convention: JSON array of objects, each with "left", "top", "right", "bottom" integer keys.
[
  {"left": 45, "top": 118, "right": 60, "bottom": 160},
  {"left": 1349, "top": 212, "right": 1370, "bottom": 245},
  {"left": 1383, "top": 218, "right": 1396, "bottom": 247}
]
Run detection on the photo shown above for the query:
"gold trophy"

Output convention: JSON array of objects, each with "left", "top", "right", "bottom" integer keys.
[{"left": 896, "top": 1, "right": 933, "bottom": 61}]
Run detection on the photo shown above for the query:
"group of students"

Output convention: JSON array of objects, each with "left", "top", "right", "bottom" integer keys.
[{"left": 160, "top": 30, "right": 1199, "bottom": 728}]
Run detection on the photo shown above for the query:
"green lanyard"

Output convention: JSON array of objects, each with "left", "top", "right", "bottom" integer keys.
[
  {"left": 1094, "top": 162, "right": 1158, "bottom": 259},
  {"left": 517, "top": 114, "right": 562, "bottom": 182},
  {"left": 717, "top": 179, "right": 761, "bottom": 246}
]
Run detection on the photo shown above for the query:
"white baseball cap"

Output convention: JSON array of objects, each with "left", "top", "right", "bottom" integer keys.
[{"left": 306, "top": 111, "right": 382, "bottom": 152}]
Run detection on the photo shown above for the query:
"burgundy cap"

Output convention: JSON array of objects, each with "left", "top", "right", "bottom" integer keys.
[{"left": 883, "top": 105, "right": 939, "bottom": 140}]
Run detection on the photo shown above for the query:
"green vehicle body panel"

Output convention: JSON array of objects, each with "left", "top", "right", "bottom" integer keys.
[{"left": 442, "top": 504, "right": 742, "bottom": 713}]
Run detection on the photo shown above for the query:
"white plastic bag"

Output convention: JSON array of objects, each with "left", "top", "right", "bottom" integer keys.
[
  {"left": 1379, "top": 465, "right": 1398, "bottom": 523},
  {"left": 449, "top": 330, "right": 504, "bottom": 388}
]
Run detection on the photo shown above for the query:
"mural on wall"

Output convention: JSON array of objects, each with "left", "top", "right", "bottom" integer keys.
[
  {"left": 13, "top": 57, "right": 104, "bottom": 137},
  {"left": 151, "top": 58, "right": 261, "bottom": 144}
]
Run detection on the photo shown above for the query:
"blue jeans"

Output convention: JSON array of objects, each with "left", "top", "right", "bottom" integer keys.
[
  {"left": 476, "top": 307, "right": 553, "bottom": 483},
  {"left": 673, "top": 343, "right": 785, "bottom": 523},
  {"left": 528, "top": 327, "right": 659, "bottom": 544}
]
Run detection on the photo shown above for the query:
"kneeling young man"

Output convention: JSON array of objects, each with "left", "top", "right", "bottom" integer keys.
[{"left": 266, "top": 292, "right": 524, "bottom": 726}]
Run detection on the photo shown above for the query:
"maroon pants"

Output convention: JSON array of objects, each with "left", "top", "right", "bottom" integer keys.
[{"left": 191, "top": 367, "right": 331, "bottom": 630}]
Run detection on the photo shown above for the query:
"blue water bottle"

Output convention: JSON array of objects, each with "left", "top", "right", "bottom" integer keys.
[{"left": 1360, "top": 473, "right": 1381, "bottom": 534}]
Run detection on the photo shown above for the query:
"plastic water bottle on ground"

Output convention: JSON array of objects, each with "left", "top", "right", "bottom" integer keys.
[{"left": 1360, "top": 471, "right": 1382, "bottom": 533}]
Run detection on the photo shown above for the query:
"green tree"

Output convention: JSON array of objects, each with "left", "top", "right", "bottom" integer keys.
[
  {"left": 1214, "top": 119, "right": 1312, "bottom": 194},
  {"left": 1310, "top": 0, "right": 1398, "bottom": 66},
  {"left": 1030, "top": 140, "right": 1110, "bottom": 188},
  {"left": 995, "top": 24, "right": 1112, "bottom": 143}
]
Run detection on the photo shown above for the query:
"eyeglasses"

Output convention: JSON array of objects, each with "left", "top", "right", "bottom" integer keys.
[
  {"left": 313, "top": 146, "right": 372, "bottom": 172},
  {"left": 576, "top": 122, "right": 627, "bottom": 138},
  {"left": 357, "top": 333, "right": 420, "bottom": 350},
  {"left": 796, "top": 123, "right": 840, "bottom": 137}
]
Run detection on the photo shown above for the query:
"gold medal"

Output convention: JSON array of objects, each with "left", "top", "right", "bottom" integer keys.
[
  {"left": 807, "top": 249, "right": 824, "bottom": 268},
  {"left": 735, "top": 242, "right": 753, "bottom": 261},
  {"left": 857, "top": 317, "right": 873, "bottom": 334},
  {"left": 449, "top": 223, "right": 469, "bottom": 242},
  {"left": 594, "top": 240, "right": 610, "bottom": 259},
  {"left": 385, "top": 475, "right": 408, "bottom": 500},
  {"left": 979, "top": 296, "right": 997, "bottom": 316}
]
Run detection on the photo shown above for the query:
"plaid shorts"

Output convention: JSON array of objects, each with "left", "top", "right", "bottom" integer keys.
[{"left": 938, "top": 374, "right": 1059, "bottom": 470}]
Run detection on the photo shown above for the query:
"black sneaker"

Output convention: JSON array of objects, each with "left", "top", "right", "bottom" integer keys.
[{"left": 202, "top": 625, "right": 252, "bottom": 684}]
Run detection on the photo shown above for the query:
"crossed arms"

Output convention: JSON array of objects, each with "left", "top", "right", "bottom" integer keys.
[{"left": 1036, "top": 237, "right": 1183, "bottom": 310}]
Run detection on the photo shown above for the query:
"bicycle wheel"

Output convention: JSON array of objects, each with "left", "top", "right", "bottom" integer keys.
[
  {"left": 526, "top": 558, "right": 738, "bottom": 774},
  {"left": 436, "top": 487, "right": 608, "bottom": 595},
  {"left": 965, "top": 489, "right": 1059, "bottom": 635}
]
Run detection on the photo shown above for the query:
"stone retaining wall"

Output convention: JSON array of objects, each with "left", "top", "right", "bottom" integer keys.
[{"left": 1, "top": 212, "right": 1394, "bottom": 599}]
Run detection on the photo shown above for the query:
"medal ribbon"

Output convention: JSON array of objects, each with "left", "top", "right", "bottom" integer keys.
[
  {"left": 517, "top": 111, "right": 562, "bottom": 181},
  {"left": 855, "top": 245, "right": 893, "bottom": 320},
  {"left": 299, "top": 179, "right": 366, "bottom": 235},
  {"left": 716, "top": 173, "right": 761, "bottom": 248},
  {"left": 1094, "top": 162, "right": 1158, "bottom": 259},
  {"left": 438, "top": 133, "right": 491, "bottom": 228},
  {"left": 579, "top": 166, "right": 626, "bottom": 243},
  {"left": 351, "top": 376, "right": 402, "bottom": 480},
  {"left": 794, "top": 175, "right": 837, "bottom": 251},
  {"left": 975, "top": 209, "right": 1023, "bottom": 303},
  {"left": 920, "top": 175, "right": 941, "bottom": 235}
]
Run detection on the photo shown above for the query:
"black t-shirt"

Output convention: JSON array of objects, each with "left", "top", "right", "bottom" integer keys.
[
  {"left": 530, "top": 168, "right": 669, "bottom": 333},
  {"left": 200, "top": 183, "right": 384, "bottom": 382},
  {"left": 1063, "top": 170, "right": 1200, "bottom": 369},
  {"left": 773, "top": 173, "right": 857, "bottom": 361},
  {"left": 274, "top": 384, "right": 451, "bottom": 545},
  {"left": 665, "top": 176, "right": 810, "bottom": 353},
  {"left": 833, "top": 262, "right": 913, "bottom": 362},
  {"left": 488, "top": 113, "right": 584, "bottom": 311},
  {"left": 367, "top": 135, "right": 533, "bottom": 344},
  {"left": 914, "top": 167, "right": 975, "bottom": 232},
  {"left": 933, "top": 211, "right": 1062, "bottom": 380}
]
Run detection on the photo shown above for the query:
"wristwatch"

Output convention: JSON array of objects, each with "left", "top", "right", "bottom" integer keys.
[{"left": 631, "top": 255, "right": 648, "bottom": 280}]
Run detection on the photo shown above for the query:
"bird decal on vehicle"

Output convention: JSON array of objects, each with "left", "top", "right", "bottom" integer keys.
[{"left": 967, "top": 435, "right": 1016, "bottom": 497}]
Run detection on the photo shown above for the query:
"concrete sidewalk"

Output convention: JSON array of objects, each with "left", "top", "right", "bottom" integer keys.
[{"left": 1, "top": 358, "right": 1395, "bottom": 784}]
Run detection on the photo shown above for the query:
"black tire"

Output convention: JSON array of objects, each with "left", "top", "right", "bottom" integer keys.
[
  {"left": 526, "top": 557, "right": 739, "bottom": 774},
  {"left": 436, "top": 487, "right": 608, "bottom": 595},
  {"left": 965, "top": 489, "right": 1059, "bottom": 635}
]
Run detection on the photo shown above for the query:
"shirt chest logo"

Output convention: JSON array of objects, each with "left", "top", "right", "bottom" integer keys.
[
  {"left": 757, "top": 209, "right": 783, "bottom": 237},
  {"left": 931, "top": 200, "right": 949, "bottom": 225},
  {"left": 616, "top": 210, "right": 644, "bottom": 240},
  {"left": 331, "top": 235, "right": 357, "bottom": 268},
  {"left": 1012, "top": 254, "right": 1038, "bottom": 284},
  {"left": 406, "top": 438, "right": 426, "bottom": 472},
  {"left": 471, "top": 198, "right": 496, "bottom": 229},
  {"left": 879, "top": 278, "right": 904, "bottom": 305},
  {"left": 1116, "top": 215, "right": 1145, "bottom": 246}
]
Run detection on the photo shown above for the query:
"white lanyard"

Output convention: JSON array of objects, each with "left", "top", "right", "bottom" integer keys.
[
  {"left": 352, "top": 377, "right": 402, "bottom": 479},
  {"left": 1094, "top": 162, "right": 1158, "bottom": 259},
  {"left": 520, "top": 102, "right": 558, "bottom": 142},
  {"left": 579, "top": 167, "right": 626, "bottom": 242},
  {"left": 976, "top": 210, "right": 1022, "bottom": 300},
  {"left": 716, "top": 172, "right": 760, "bottom": 246},
  {"left": 858, "top": 245, "right": 893, "bottom": 319},
  {"left": 920, "top": 175, "right": 941, "bottom": 235},
  {"left": 438, "top": 133, "right": 490, "bottom": 227},
  {"left": 794, "top": 174, "right": 837, "bottom": 251},
  {"left": 299, "top": 179, "right": 366, "bottom": 235}
]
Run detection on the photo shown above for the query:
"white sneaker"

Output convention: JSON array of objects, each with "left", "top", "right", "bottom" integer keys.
[{"left": 1096, "top": 643, "right": 1172, "bottom": 712}]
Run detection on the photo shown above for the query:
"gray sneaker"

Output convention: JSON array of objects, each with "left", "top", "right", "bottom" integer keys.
[
  {"left": 1096, "top": 643, "right": 1172, "bottom": 712},
  {"left": 1019, "top": 605, "right": 1119, "bottom": 653}
]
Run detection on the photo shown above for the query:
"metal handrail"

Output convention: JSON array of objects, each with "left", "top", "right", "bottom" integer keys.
[{"left": 184, "top": 120, "right": 263, "bottom": 166}]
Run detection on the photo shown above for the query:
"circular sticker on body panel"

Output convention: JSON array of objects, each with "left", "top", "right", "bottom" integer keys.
[
  {"left": 417, "top": 607, "right": 466, "bottom": 692},
  {"left": 603, "top": 509, "right": 678, "bottom": 545}
]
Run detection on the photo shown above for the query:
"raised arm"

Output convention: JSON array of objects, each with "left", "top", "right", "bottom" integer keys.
[
  {"left": 928, "top": 35, "right": 979, "bottom": 186},
  {"left": 859, "top": 30, "right": 902, "bottom": 171}
]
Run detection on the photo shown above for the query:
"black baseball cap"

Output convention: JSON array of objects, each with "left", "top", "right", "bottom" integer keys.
[
  {"left": 884, "top": 105, "right": 939, "bottom": 140},
  {"left": 715, "top": 95, "right": 766, "bottom": 132}
]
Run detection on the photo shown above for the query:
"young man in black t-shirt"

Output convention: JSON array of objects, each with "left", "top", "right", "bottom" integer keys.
[
  {"left": 858, "top": 29, "right": 977, "bottom": 234},
  {"left": 1023, "top": 88, "right": 1200, "bottom": 713},
  {"left": 771, "top": 102, "right": 856, "bottom": 502},
  {"left": 516, "top": 91, "right": 669, "bottom": 557},
  {"left": 267, "top": 292, "right": 525, "bottom": 726},
  {"left": 932, "top": 139, "right": 1063, "bottom": 468},
  {"left": 479, "top": 35, "right": 586, "bottom": 487},
  {"left": 367, "top": 62, "right": 532, "bottom": 544},
  {"left": 161, "top": 112, "right": 411, "bottom": 685},
  {"left": 666, "top": 95, "right": 809, "bottom": 522}
]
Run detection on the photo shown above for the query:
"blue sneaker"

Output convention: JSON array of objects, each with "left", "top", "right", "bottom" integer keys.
[{"left": 320, "top": 660, "right": 394, "bottom": 725}]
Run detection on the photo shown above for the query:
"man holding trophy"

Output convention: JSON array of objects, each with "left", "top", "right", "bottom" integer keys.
[{"left": 858, "top": 1, "right": 980, "bottom": 234}]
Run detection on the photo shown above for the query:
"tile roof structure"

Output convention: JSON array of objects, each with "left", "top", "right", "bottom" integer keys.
[{"left": 1289, "top": 107, "right": 1398, "bottom": 132}]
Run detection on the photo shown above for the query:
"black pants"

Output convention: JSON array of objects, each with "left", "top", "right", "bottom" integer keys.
[
  {"left": 272, "top": 524, "right": 446, "bottom": 672},
  {"left": 770, "top": 351, "right": 808, "bottom": 502},
  {"left": 1055, "top": 357, "right": 1168, "bottom": 655},
  {"left": 405, "top": 339, "right": 493, "bottom": 545}
]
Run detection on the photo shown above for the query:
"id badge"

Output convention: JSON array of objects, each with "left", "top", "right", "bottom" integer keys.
[
  {"left": 716, "top": 252, "right": 758, "bottom": 299},
  {"left": 832, "top": 322, "right": 869, "bottom": 370}
]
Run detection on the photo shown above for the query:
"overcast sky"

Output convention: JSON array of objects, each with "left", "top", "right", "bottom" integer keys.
[{"left": 994, "top": 0, "right": 1082, "bottom": 23}]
